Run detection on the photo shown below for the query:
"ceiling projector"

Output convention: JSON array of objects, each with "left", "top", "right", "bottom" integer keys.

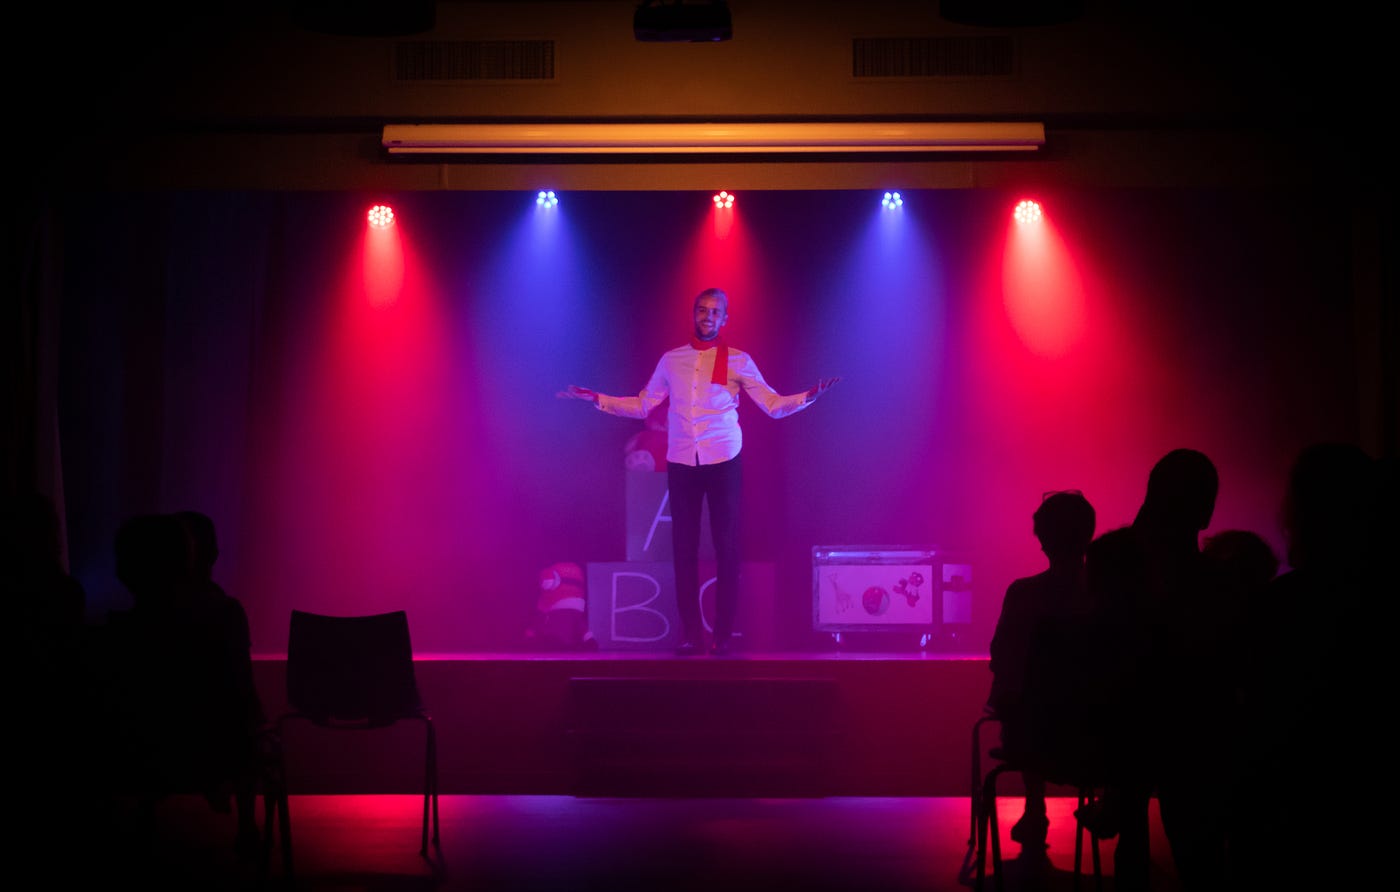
[{"left": 633, "top": 2, "right": 733, "bottom": 42}]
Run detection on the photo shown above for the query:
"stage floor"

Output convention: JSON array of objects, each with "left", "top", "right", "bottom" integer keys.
[{"left": 70, "top": 793, "right": 1187, "bottom": 892}]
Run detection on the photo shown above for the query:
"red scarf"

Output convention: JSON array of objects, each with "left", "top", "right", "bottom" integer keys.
[{"left": 690, "top": 335, "right": 728, "bottom": 385}]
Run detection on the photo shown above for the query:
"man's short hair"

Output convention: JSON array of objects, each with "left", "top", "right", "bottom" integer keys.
[
  {"left": 1033, "top": 490, "right": 1096, "bottom": 557},
  {"left": 695, "top": 287, "right": 728, "bottom": 310},
  {"left": 1141, "top": 448, "right": 1218, "bottom": 531}
]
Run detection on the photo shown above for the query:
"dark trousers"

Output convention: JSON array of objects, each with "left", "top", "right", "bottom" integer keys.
[
  {"left": 1112, "top": 784, "right": 1153, "bottom": 892},
  {"left": 667, "top": 454, "right": 742, "bottom": 645}
]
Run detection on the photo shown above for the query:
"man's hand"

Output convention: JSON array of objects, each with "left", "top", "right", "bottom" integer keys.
[
  {"left": 806, "top": 377, "right": 841, "bottom": 402},
  {"left": 557, "top": 384, "right": 600, "bottom": 405}
]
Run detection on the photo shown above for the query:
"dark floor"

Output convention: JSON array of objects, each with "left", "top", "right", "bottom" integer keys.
[{"left": 87, "top": 793, "right": 1184, "bottom": 891}]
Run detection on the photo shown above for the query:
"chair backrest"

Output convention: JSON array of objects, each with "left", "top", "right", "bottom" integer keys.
[{"left": 285, "top": 609, "right": 424, "bottom": 727}]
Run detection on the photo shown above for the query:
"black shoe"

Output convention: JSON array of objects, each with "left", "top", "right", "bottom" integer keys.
[
  {"left": 1010, "top": 813, "right": 1049, "bottom": 848},
  {"left": 675, "top": 641, "right": 702, "bottom": 656},
  {"left": 711, "top": 638, "right": 733, "bottom": 655},
  {"left": 1074, "top": 799, "right": 1119, "bottom": 840}
]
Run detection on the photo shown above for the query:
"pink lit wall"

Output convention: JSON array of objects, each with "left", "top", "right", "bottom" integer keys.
[{"left": 54, "top": 188, "right": 1367, "bottom": 654}]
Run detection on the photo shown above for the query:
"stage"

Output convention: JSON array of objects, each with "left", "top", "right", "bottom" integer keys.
[{"left": 253, "top": 650, "right": 996, "bottom": 799}]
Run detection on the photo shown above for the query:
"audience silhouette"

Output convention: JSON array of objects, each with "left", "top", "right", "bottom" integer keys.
[
  {"left": 1201, "top": 529, "right": 1279, "bottom": 615},
  {"left": 7, "top": 437, "right": 1388, "bottom": 889},
  {"left": 1232, "top": 442, "right": 1386, "bottom": 888},
  {"left": 1200, "top": 527, "right": 1279, "bottom": 713},
  {"left": 1079, "top": 448, "right": 1228, "bottom": 892},
  {"left": 986, "top": 489, "right": 1097, "bottom": 852},
  {"left": 99, "top": 510, "right": 268, "bottom": 863}
]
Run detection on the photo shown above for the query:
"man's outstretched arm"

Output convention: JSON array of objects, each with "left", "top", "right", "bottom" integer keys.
[
  {"left": 804, "top": 377, "right": 841, "bottom": 403},
  {"left": 556, "top": 384, "right": 599, "bottom": 405},
  {"left": 558, "top": 365, "right": 667, "bottom": 419},
  {"left": 735, "top": 349, "right": 840, "bottom": 418}
]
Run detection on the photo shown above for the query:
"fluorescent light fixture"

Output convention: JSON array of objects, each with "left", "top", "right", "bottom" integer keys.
[{"left": 380, "top": 122, "right": 1045, "bottom": 155}]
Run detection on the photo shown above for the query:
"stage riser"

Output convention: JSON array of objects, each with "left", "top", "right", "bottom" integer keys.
[
  {"left": 254, "top": 656, "right": 997, "bottom": 797},
  {"left": 567, "top": 676, "right": 840, "bottom": 796}
]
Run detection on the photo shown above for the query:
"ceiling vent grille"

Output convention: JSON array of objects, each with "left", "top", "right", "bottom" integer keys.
[
  {"left": 853, "top": 36, "right": 1014, "bottom": 78},
  {"left": 394, "top": 40, "right": 555, "bottom": 82}
]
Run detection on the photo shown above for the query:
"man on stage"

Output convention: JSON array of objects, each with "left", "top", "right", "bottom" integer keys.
[{"left": 559, "top": 287, "right": 839, "bottom": 655}]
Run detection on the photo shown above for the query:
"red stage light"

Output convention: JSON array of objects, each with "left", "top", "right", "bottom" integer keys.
[
  {"left": 1013, "top": 200, "right": 1042, "bottom": 225},
  {"left": 368, "top": 204, "right": 396, "bottom": 228}
]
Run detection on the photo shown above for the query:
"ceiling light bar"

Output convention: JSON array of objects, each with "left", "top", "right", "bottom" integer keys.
[{"left": 380, "top": 122, "right": 1045, "bottom": 155}]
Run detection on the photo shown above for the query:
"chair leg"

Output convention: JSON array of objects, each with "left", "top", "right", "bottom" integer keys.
[
  {"left": 1074, "top": 788, "right": 1086, "bottom": 892},
  {"left": 421, "top": 717, "right": 440, "bottom": 856},
  {"left": 1072, "top": 786, "right": 1105, "bottom": 892},
  {"left": 259, "top": 769, "right": 293, "bottom": 879},
  {"left": 279, "top": 786, "right": 294, "bottom": 877},
  {"left": 1092, "top": 834, "right": 1103, "bottom": 892},
  {"left": 260, "top": 784, "right": 275, "bottom": 877},
  {"left": 1090, "top": 813, "right": 1103, "bottom": 892},
  {"left": 975, "top": 763, "right": 1012, "bottom": 892},
  {"left": 968, "top": 714, "right": 998, "bottom": 850},
  {"left": 974, "top": 776, "right": 989, "bottom": 891},
  {"left": 421, "top": 723, "right": 430, "bottom": 856},
  {"left": 970, "top": 718, "right": 983, "bottom": 847},
  {"left": 265, "top": 724, "right": 294, "bottom": 878},
  {"left": 987, "top": 769, "right": 1006, "bottom": 892},
  {"left": 430, "top": 724, "right": 440, "bottom": 848}
]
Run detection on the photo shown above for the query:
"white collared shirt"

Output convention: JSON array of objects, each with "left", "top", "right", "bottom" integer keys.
[{"left": 597, "top": 343, "right": 810, "bottom": 465}]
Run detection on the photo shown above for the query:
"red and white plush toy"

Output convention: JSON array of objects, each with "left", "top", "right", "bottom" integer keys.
[
  {"left": 623, "top": 402, "right": 668, "bottom": 472},
  {"left": 524, "top": 562, "right": 598, "bottom": 651}
]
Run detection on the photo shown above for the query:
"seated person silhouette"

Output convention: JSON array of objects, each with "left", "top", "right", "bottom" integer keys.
[
  {"left": 101, "top": 511, "right": 267, "bottom": 860},
  {"left": 1082, "top": 447, "right": 1224, "bottom": 892},
  {"left": 1233, "top": 442, "right": 1385, "bottom": 889},
  {"left": 987, "top": 489, "right": 1096, "bottom": 851},
  {"left": 1201, "top": 528, "right": 1278, "bottom": 701}
]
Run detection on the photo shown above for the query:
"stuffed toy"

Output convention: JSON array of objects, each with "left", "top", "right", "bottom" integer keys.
[
  {"left": 524, "top": 561, "right": 598, "bottom": 651},
  {"left": 623, "top": 402, "right": 668, "bottom": 472}
]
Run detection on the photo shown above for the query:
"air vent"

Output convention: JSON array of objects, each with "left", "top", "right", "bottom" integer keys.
[
  {"left": 853, "top": 36, "right": 1014, "bottom": 78},
  {"left": 394, "top": 40, "right": 555, "bottom": 82}
]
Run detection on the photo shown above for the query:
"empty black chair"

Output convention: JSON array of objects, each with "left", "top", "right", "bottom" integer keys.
[{"left": 268, "top": 609, "right": 440, "bottom": 875}]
